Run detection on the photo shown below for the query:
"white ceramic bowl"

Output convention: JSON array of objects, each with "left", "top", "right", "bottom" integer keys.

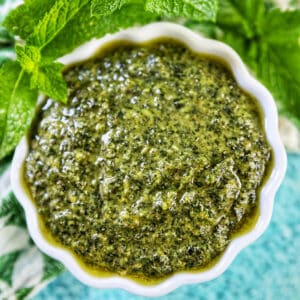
[{"left": 11, "top": 22, "right": 287, "bottom": 297}]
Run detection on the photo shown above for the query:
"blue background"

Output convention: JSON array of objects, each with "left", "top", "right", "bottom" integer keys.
[{"left": 34, "top": 153, "right": 300, "bottom": 300}]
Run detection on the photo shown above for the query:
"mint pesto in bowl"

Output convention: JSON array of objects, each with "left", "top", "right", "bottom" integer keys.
[
  {"left": 12, "top": 23, "right": 287, "bottom": 297},
  {"left": 26, "top": 40, "right": 271, "bottom": 278}
]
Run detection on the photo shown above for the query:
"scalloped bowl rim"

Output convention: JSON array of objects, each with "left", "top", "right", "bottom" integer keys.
[{"left": 11, "top": 22, "right": 287, "bottom": 297}]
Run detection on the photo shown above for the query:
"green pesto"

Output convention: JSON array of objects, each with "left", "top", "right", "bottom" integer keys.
[{"left": 25, "top": 40, "right": 271, "bottom": 280}]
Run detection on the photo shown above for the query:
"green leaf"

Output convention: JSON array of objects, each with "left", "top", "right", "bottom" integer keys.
[
  {"left": 11, "top": 0, "right": 91, "bottom": 103},
  {"left": 16, "top": 45, "right": 67, "bottom": 102},
  {"left": 145, "top": 0, "right": 218, "bottom": 21},
  {"left": 91, "top": 0, "right": 127, "bottom": 16},
  {"left": 0, "top": 61, "right": 38, "bottom": 159},
  {"left": 27, "top": 0, "right": 89, "bottom": 49},
  {"left": 42, "top": 3, "right": 158, "bottom": 59},
  {"left": 217, "top": 0, "right": 265, "bottom": 38},
  {"left": 261, "top": 9, "right": 300, "bottom": 45},
  {"left": 31, "top": 62, "right": 67, "bottom": 103},
  {"left": 212, "top": 0, "right": 300, "bottom": 129},
  {"left": 256, "top": 44, "right": 300, "bottom": 127},
  {"left": 16, "top": 45, "right": 41, "bottom": 73},
  {"left": 219, "top": 31, "right": 259, "bottom": 74},
  {"left": 3, "top": 0, "right": 57, "bottom": 40}
]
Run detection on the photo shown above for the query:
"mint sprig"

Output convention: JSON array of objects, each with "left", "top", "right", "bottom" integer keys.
[
  {"left": 15, "top": 45, "right": 67, "bottom": 103},
  {"left": 14, "top": 0, "right": 91, "bottom": 103},
  {"left": 220, "top": 4, "right": 300, "bottom": 128},
  {"left": 187, "top": 0, "right": 300, "bottom": 128}
]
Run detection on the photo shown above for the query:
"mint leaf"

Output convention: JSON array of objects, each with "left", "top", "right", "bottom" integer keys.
[
  {"left": 145, "top": 0, "right": 218, "bottom": 21},
  {"left": 42, "top": 3, "right": 157, "bottom": 59},
  {"left": 0, "top": 61, "right": 38, "bottom": 159},
  {"left": 217, "top": 0, "right": 265, "bottom": 38},
  {"left": 261, "top": 9, "right": 300, "bottom": 44},
  {"left": 16, "top": 45, "right": 41, "bottom": 73},
  {"left": 214, "top": 1, "right": 300, "bottom": 128},
  {"left": 91, "top": 0, "right": 127, "bottom": 16},
  {"left": 3, "top": 0, "right": 56, "bottom": 40},
  {"left": 257, "top": 8, "right": 300, "bottom": 126},
  {"left": 27, "top": 0, "right": 89, "bottom": 49},
  {"left": 3, "top": 0, "right": 73, "bottom": 103},
  {"left": 7, "top": 0, "right": 91, "bottom": 104},
  {"left": 188, "top": 1, "right": 300, "bottom": 128},
  {"left": 256, "top": 44, "right": 300, "bottom": 127},
  {"left": 91, "top": 0, "right": 219, "bottom": 21},
  {"left": 30, "top": 62, "right": 67, "bottom": 103},
  {"left": 16, "top": 45, "right": 67, "bottom": 102},
  {"left": 219, "top": 31, "right": 259, "bottom": 73}
]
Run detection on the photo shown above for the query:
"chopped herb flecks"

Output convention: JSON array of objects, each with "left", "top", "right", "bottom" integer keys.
[{"left": 25, "top": 41, "right": 271, "bottom": 280}]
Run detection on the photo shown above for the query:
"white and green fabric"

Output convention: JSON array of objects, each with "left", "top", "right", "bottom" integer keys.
[{"left": 0, "top": 158, "right": 64, "bottom": 300}]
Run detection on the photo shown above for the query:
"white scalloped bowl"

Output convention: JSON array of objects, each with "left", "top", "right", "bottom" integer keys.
[{"left": 11, "top": 22, "right": 287, "bottom": 297}]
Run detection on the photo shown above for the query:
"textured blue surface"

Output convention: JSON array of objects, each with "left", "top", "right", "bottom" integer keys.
[{"left": 34, "top": 153, "right": 300, "bottom": 300}]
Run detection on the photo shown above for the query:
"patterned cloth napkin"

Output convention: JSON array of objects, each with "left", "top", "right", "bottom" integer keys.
[{"left": 0, "top": 158, "right": 64, "bottom": 300}]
